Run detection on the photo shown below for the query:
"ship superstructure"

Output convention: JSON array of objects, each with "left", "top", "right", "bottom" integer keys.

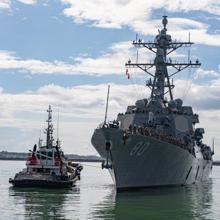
[
  {"left": 9, "top": 105, "right": 83, "bottom": 188},
  {"left": 91, "top": 16, "right": 214, "bottom": 191}
]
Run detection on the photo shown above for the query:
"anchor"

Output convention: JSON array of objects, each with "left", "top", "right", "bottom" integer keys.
[{"left": 101, "top": 141, "right": 113, "bottom": 169}]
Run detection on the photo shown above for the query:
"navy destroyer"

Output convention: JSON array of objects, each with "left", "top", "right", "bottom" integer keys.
[
  {"left": 9, "top": 106, "right": 83, "bottom": 188},
  {"left": 91, "top": 16, "right": 214, "bottom": 191}
]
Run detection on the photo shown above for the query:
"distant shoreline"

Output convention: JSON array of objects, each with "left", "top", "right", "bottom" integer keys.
[
  {"left": 0, "top": 151, "right": 103, "bottom": 163},
  {"left": 0, "top": 157, "right": 219, "bottom": 165},
  {"left": 0, "top": 151, "right": 219, "bottom": 165},
  {"left": 0, "top": 158, "right": 102, "bottom": 162}
]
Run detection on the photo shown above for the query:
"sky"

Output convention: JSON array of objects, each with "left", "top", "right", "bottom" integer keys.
[{"left": 0, "top": 0, "right": 219, "bottom": 158}]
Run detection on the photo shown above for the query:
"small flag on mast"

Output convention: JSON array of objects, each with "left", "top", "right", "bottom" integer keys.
[{"left": 125, "top": 68, "right": 130, "bottom": 79}]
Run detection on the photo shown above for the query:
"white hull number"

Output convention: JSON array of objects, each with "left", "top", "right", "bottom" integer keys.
[{"left": 130, "top": 141, "right": 150, "bottom": 156}]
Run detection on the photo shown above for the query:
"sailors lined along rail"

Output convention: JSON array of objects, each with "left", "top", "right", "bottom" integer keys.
[{"left": 105, "top": 119, "right": 212, "bottom": 160}]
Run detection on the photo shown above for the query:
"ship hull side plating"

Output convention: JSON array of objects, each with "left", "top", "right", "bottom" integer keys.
[{"left": 91, "top": 128, "right": 212, "bottom": 191}]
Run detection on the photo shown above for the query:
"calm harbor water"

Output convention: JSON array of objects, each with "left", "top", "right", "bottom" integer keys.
[{"left": 1, "top": 160, "right": 220, "bottom": 220}]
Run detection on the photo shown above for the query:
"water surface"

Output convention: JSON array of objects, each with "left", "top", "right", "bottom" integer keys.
[{"left": 1, "top": 161, "right": 220, "bottom": 219}]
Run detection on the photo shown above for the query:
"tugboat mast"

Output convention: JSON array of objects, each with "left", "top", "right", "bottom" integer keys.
[
  {"left": 126, "top": 16, "right": 201, "bottom": 101},
  {"left": 45, "top": 105, "right": 54, "bottom": 148}
]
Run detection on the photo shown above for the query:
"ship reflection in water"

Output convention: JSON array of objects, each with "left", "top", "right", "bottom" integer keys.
[
  {"left": 115, "top": 182, "right": 213, "bottom": 220},
  {"left": 9, "top": 187, "right": 80, "bottom": 219},
  {"left": 9, "top": 181, "right": 215, "bottom": 220},
  {"left": 92, "top": 180, "right": 216, "bottom": 220}
]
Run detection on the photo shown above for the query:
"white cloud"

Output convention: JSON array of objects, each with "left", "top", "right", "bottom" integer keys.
[
  {"left": 0, "top": 83, "right": 147, "bottom": 154},
  {"left": 194, "top": 68, "right": 220, "bottom": 79},
  {"left": 164, "top": 0, "right": 220, "bottom": 15},
  {"left": 0, "top": 0, "right": 10, "bottom": 9},
  {"left": 61, "top": 0, "right": 220, "bottom": 46},
  {"left": 61, "top": 0, "right": 220, "bottom": 28},
  {"left": 0, "top": 42, "right": 196, "bottom": 76},
  {"left": 0, "top": 81, "right": 220, "bottom": 157},
  {"left": 0, "top": 83, "right": 147, "bottom": 121},
  {"left": 174, "top": 79, "right": 220, "bottom": 110},
  {"left": 0, "top": 0, "right": 36, "bottom": 10},
  {"left": 0, "top": 43, "right": 146, "bottom": 75},
  {"left": 17, "top": 0, "right": 36, "bottom": 4}
]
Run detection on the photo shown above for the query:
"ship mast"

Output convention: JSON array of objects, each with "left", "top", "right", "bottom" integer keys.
[
  {"left": 125, "top": 16, "right": 201, "bottom": 101},
  {"left": 45, "top": 105, "right": 54, "bottom": 148}
]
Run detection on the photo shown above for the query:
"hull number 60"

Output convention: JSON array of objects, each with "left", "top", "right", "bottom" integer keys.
[{"left": 130, "top": 141, "right": 150, "bottom": 156}]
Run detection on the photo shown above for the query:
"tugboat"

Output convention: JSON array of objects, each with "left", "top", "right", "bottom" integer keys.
[
  {"left": 9, "top": 105, "right": 83, "bottom": 188},
  {"left": 91, "top": 16, "right": 214, "bottom": 191}
]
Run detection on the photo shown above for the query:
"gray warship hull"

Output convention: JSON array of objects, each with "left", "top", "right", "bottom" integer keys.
[{"left": 92, "top": 127, "right": 212, "bottom": 191}]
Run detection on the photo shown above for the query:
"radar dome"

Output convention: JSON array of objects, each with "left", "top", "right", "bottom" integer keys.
[
  {"left": 175, "top": 99, "right": 183, "bottom": 109},
  {"left": 135, "top": 99, "right": 146, "bottom": 109},
  {"left": 168, "top": 100, "right": 177, "bottom": 110}
]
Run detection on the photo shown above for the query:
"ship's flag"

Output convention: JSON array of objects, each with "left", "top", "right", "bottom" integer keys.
[{"left": 125, "top": 68, "right": 128, "bottom": 75}]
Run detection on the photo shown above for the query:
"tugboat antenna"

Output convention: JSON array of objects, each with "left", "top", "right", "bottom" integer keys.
[
  {"left": 104, "top": 85, "right": 110, "bottom": 125},
  {"left": 46, "top": 105, "right": 54, "bottom": 148}
]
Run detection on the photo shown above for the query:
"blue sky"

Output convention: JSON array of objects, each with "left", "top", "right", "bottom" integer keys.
[{"left": 0, "top": 0, "right": 219, "bottom": 158}]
